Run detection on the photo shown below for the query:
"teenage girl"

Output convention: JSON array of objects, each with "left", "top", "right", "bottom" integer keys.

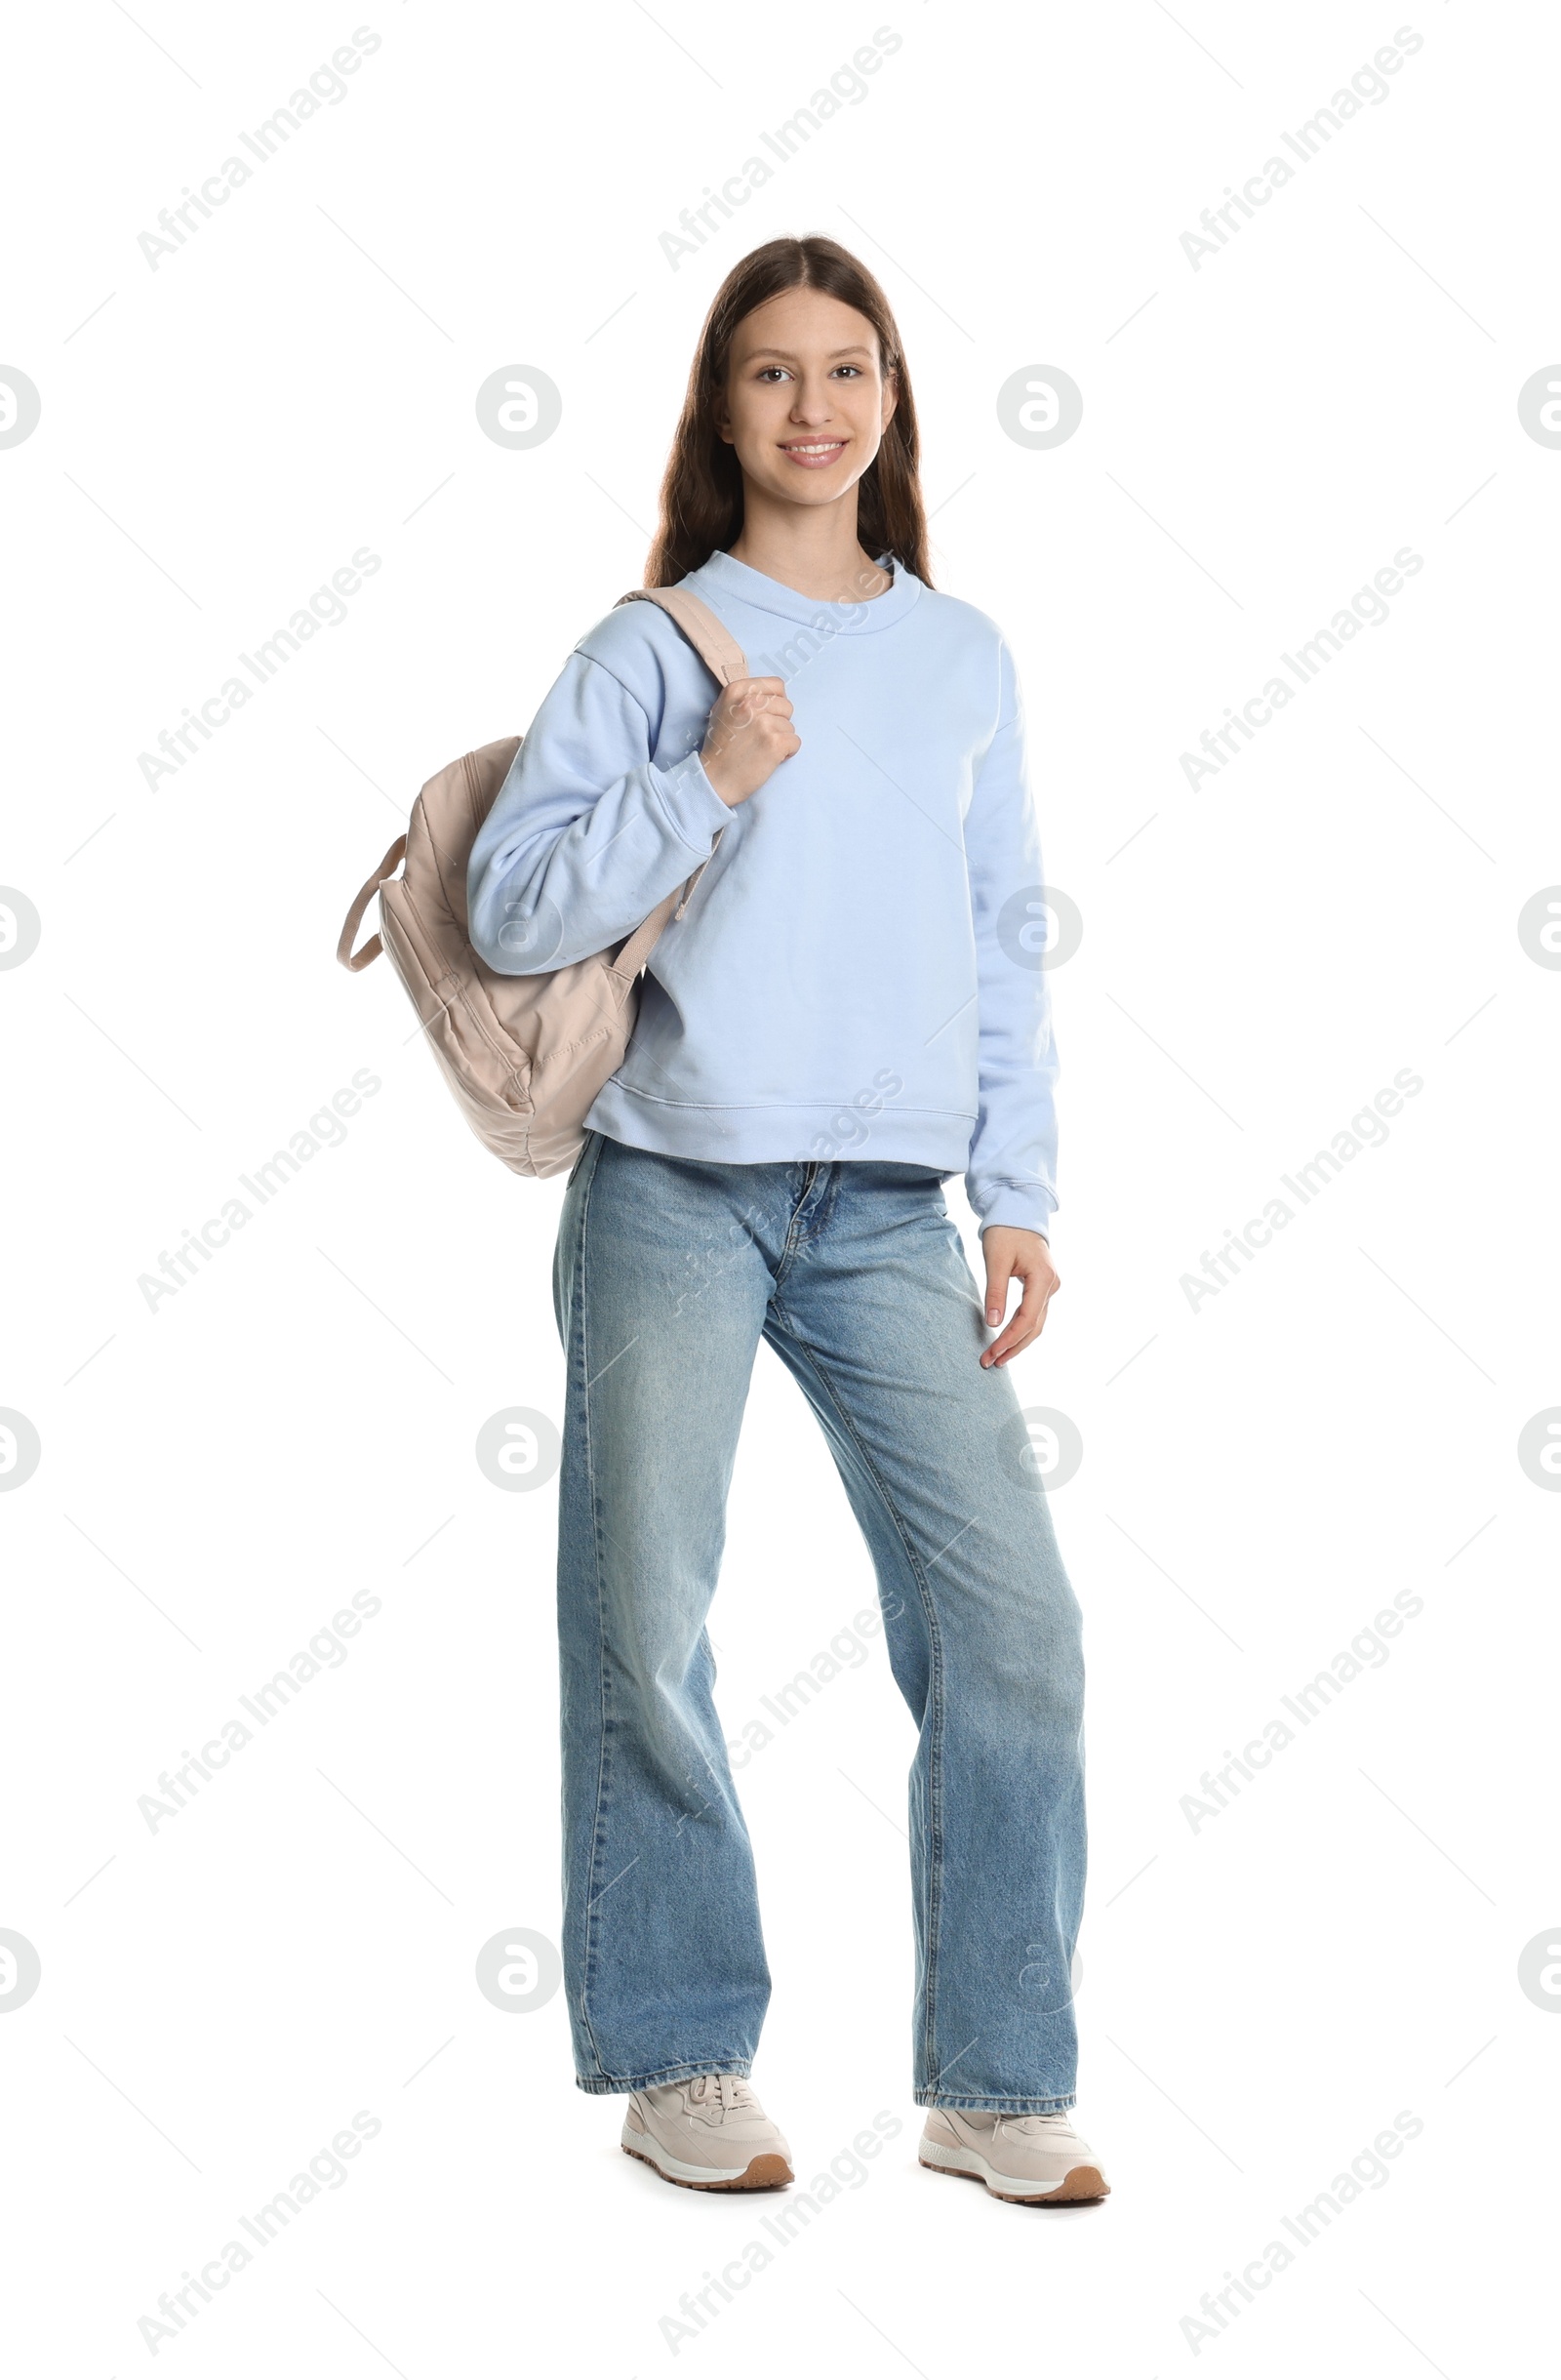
[{"left": 467, "top": 235, "right": 1105, "bottom": 2206}]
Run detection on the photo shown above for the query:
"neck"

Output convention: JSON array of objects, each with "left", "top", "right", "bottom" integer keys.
[{"left": 727, "top": 483, "right": 890, "bottom": 602}]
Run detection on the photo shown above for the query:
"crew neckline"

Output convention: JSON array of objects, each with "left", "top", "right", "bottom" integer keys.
[{"left": 692, "top": 546, "right": 923, "bottom": 633}]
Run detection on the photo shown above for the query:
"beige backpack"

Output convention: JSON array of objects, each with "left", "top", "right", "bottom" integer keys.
[{"left": 336, "top": 585, "right": 747, "bottom": 1177}]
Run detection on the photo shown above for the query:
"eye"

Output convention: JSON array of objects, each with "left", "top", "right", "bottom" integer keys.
[
  {"left": 755, "top": 365, "right": 792, "bottom": 383},
  {"left": 833, "top": 364, "right": 864, "bottom": 379}
]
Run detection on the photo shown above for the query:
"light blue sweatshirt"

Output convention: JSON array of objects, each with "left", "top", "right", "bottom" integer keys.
[{"left": 466, "top": 548, "right": 1059, "bottom": 1238}]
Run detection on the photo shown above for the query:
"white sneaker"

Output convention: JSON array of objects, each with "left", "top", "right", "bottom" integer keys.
[
  {"left": 919, "top": 2107, "right": 1109, "bottom": 2203},
  {"left": 621, "top": 2074, "right": 794, "bottom": 2192}
]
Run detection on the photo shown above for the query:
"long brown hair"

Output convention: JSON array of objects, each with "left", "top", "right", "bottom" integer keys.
[{"left": 645, "top": 235, "right": 933, "bottom": 589}]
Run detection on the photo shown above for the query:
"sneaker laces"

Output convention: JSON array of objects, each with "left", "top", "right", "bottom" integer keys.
[
  {"left": 996, "top": 2112, "right": 1073, "bottom": 2141},
  {"left": 688, "top": 2074, "right": 754, "bottom": 2115}
]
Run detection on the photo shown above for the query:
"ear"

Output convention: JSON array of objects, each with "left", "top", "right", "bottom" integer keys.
[{"left": 712, "top": 388, "right": 735, "bottom": 446}]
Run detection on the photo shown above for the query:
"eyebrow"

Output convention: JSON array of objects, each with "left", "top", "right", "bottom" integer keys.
[{"left": 742, "top": 344, "right": 874, "bottom": 362}]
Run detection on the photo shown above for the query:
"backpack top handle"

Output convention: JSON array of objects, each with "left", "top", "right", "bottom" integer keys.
[{"left": 337, "top": 835, "right": 408, "bottom": 971}]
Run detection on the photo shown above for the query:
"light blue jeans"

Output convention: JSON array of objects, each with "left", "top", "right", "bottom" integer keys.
[{"left": 551, "top": 1129, "right": 1086, "bottom": 2112}]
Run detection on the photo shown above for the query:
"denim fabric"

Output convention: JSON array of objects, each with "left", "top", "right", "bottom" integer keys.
[{"left": 550, "top": 1129, "right": 1086, "bottom": 2112}]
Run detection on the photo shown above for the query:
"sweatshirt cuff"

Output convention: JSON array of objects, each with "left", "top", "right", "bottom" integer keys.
[
  {"left": 647, "top": 748, "right": 731, "bottom": 854},
  {"left": 976, "top": 1190, "right": 1056, "bottom": 1241}
]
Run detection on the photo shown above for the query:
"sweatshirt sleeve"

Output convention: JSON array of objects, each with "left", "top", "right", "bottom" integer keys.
[
  {"left": 962, "top": 639, "right": 1060, "bottom": 1241},
  {"left": 466, "top": 651, "right": 732, "bottom": 974}
]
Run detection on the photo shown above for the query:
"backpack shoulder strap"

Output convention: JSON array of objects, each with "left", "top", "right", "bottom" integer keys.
[
  {"left": 616, "top": 585, "right": 749, "bottom": 685},
  {"left": 608, "top": 584, "right": 747, "bottom": 977}
]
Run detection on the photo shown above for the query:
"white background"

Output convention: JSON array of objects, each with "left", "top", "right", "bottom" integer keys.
[{"left": 2, "top": 1, "right": 1556, "bottom": 2371}]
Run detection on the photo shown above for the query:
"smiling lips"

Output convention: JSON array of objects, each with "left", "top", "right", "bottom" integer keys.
[{"left": 780, "top": 437, "right": 848, "bottom": 468}]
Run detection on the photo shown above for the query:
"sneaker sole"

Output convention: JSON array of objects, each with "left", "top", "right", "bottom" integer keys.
[
  {"left": 919, "top": 2150, "right": 1109, "bottom": 2205},
  {"left": 622, "top": 2143, "right": 794, "bottom": 2193}
]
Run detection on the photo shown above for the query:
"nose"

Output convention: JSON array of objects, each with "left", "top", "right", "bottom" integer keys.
[{"left": 788, "top": 380, "right": 836, "bottom": 424}]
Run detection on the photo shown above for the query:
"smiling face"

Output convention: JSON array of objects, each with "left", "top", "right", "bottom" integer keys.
[{"left": 714, "top": 285, "right": 898, "bottom": 519}]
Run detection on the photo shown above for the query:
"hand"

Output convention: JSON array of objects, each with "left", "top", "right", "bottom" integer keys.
[
  {"left": 979, "top": 1229, "right": 1060, "bottom": 1366},
  {"left": 700, "top": 676, "right": 800, "bottom": 805}
]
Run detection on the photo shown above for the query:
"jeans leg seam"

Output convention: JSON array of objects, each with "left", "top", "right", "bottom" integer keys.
[
  {"left": 762, "top": 1317, "right": 947, "bottom": 2088},
  {"left": 574, "top": 1137, "right": 611, "bottom": 2080}
]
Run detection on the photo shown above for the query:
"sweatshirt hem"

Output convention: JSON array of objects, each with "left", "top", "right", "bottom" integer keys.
[{"left": 584, "top": 1080, "right": 977, "bottom": 1170}]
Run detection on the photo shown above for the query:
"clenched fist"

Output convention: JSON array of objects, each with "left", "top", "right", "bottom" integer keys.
[{"left": 700, "top": 676, "right": 800, "bottom": 806}]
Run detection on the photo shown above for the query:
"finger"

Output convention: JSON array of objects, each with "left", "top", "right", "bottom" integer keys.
[
  {"left": 982, "top": 1263, "right": 1012, "bottom": 1328},
  {"left": 729, "top": 685, "right": 786, "bottom": 722},
  {"left": 981, "top": 1272, "right": 1054, "bottom": 1365}
]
